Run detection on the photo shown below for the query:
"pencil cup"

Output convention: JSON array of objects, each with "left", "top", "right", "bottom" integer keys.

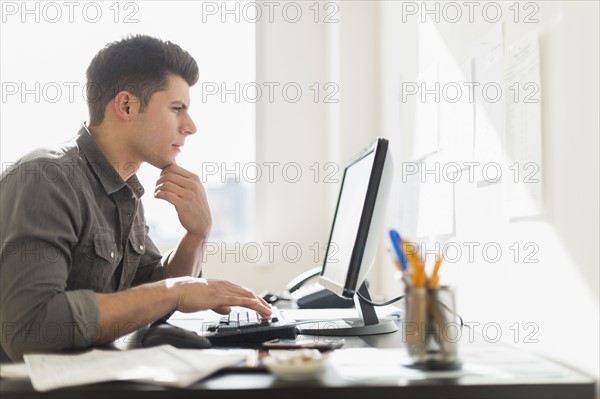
[{"left": 402, "top": 286, "right": 462, "bottom": 370}]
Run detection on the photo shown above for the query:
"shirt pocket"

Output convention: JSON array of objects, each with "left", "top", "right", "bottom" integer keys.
[
  {"left": 70, "top": 233, "right": 120, "bottom": 292},
  {"left": 93, "top": 234, "right": 119, "bottom": 263}
]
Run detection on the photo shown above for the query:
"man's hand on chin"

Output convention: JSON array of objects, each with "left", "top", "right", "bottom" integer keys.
[{"left": 154, "top": 161, "right": 212, "bottom": 239}]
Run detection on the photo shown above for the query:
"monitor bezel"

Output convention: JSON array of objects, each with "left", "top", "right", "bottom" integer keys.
[{"left": 319, "top": 138, "right": 390, "bottom": 298}]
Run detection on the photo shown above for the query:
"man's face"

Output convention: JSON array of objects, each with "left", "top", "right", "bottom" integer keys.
[{"left": 129, "top": 74, "right": 197, "bottom": 169}]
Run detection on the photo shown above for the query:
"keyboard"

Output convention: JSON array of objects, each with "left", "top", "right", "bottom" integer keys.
[{"left": 203, "top": 307, "right": 297, "bottom": 346}]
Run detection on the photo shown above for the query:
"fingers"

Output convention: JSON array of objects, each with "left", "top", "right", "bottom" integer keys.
[
  {"left": 216, "top": 281, "right": 272, "bottom": 318},
  {"left": 157, "top": 164, "right": 204, "bottom": 198},
  {"left": 176, "top": 278, "right": 272, "bottom": 319},
  {"left": 155, "top": 172, "right": 204, "bottom": 207},
  {"left": 155, "top": 181, "right": 187, "bottom": 199},
  {"left": 160, "top": 163, "right": 198, "bottom": 180},
  {"left": 221, "top": 280, "right": 258, "bottom": 298},
  {"left": 154, "top": 163, "right": 211, "bottom": 237},
  {"left": 156, "top": 171, "right": 198, "bottom": 191},
  {"left": 154, "top": 189, "right": 182, "bottom": 206},
  {"left": 213, "top": 305, "right": 232, "bottom": 315},
  {"left": 203, "top": 295, "right": 271, "bottom": 319},
  {"left": 255, "top": 294, "right": 271, "bottom": 309}
]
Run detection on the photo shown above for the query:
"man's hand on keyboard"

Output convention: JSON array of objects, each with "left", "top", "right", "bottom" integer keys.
[{"left": 172, "top": 277, "right": 273, "bottom": 319}]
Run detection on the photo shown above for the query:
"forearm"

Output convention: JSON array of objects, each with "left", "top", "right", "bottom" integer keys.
[
  {"left": 164, "top": 232, "right": 205, "bottom": 278},
  {"left": 94, "top": 277, "right": 273, "bottom": 344},
  {"left": 94, "top": 279, "right": 179, "bottom": 343},
  {"left": 154, "top": 163, "right": 211, "bottom": 279}
]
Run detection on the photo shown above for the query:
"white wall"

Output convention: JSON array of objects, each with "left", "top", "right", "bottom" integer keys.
[
  {"left": 378, "top": 0, "right": 599, "bottom": 382},
  {"left": 204, "top": 2, "right": 385, "bottom": 292},
  {"left": 207, "top": 0, "right": 599, "bottom": 382},
  {"left": 203, "top": 2, "right": 332, "bottom": 291}
]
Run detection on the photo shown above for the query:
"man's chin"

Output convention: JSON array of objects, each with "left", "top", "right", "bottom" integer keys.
[{"left": 149, "top": 158, "right": 175, "bottom": 170}]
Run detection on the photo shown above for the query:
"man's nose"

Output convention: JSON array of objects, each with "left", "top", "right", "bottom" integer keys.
[{"left": 182, "top": 114, "right": 197, "bottom": 135}]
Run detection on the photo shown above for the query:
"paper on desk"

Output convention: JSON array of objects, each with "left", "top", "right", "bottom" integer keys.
[
  {"left": 329, "top": 348, "right": 511, "bottom": 382},
  {"left": 329, "top": 348, "right": 481, "bottom": 381},
  {"left": 0, "top": 362, "right": 30, "bottom": 379},
  {"left": 330, "top": 346, "right": 571, "bottom": 383},
  {"left": 23, "top": 345, "right": 250, "bottom": 392}
]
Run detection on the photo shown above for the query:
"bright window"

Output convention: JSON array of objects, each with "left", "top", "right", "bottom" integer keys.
[{"left": 1, "top": 1, "right": 257, "bottom": 249}]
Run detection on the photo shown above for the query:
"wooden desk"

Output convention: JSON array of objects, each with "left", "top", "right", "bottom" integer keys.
[{"left": 1, "top": 318, "right": 596, "bottom": 399}]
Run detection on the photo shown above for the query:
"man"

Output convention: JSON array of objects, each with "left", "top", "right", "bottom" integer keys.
[{"left": 0, "top": 35, "right": 271, "bottom": 362}]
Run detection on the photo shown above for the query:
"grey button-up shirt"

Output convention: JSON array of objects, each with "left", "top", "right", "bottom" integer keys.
[{"left": 0, "top": 126, "right": 167, "bottom": 361}]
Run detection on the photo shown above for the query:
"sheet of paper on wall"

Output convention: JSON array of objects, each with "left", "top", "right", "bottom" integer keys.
[
  {"left": 472, "top": 25, "right": 507, "bottom": 184},
  {"left": 415, "top": 152, "right": 455, "bottom": 238},
  {"left": 438, "top": 58, "right": 475, "bottom": 165},
  {"left": 473, "top": 24, "right": 503, "bottom": 66},
  {"left": 412, "top": 62, "right": 440, "bottom": 160},
  {"left": 23, "top": 345, "right": 249, "bottom": 392},
  {"left": 399, "top": 160, "right": 422, "bottom": 239},
  {"left": 503, "top": 34, "right": 543, "bottom": 219}
]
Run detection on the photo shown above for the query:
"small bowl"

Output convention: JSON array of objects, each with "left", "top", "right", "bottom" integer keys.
[{"left": 264, "top": 349, "right": 328, "bottom": 381}]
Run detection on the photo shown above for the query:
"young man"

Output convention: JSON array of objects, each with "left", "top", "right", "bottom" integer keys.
[{"left": 0, "top": 35, "right": 271, "bottom": 362}]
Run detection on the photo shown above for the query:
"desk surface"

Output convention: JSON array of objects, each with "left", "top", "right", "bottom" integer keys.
[{"left": 1, "top": 311, "right": 596, "bottom": 399}]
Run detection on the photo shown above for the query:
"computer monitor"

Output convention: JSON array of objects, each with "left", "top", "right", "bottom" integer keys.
[{"left": 297, "top": 138, "right": 398, "bottom": 336}]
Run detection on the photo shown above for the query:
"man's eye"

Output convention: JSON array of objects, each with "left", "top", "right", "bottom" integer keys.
[{"left": 173, "top": 106, "right": 183, "bottom": 112}]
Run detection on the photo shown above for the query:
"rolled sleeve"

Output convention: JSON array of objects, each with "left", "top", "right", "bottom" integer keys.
[
  {"left": 0, "top": 238, "right": 100, "bottom": 361},
  {"left": 64, "top": 290, "right": 100, "bottom": 348},
  {"left": 0, "top": 160, "right": 95, "bottom": 361}
]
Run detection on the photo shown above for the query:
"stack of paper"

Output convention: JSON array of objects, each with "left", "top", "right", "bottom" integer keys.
[{"left": 0, "top": 345, "right": 253, "bottom": 392}]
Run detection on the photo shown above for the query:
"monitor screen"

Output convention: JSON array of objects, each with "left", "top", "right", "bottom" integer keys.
[
  {"left": 299, "top": 138, "right": 397, "bottom": 336},
  {"left": 319, "top": 137, "right": 392, "bottom": 298},
  {"left": 321, "top": 149, "right": 376, "bottom": 291}
]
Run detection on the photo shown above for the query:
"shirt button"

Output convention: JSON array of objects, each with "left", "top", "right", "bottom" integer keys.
[
  {"left": 139, "top": 245, "right": 144, "bottom": 251},
  {"left": 110, "top": 251, "right": 115, "bottom": 258}
]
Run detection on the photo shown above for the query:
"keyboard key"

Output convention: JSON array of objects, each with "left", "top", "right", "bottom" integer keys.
[{"left": 205, "top": 306, "right": 297, "bottom": 346}]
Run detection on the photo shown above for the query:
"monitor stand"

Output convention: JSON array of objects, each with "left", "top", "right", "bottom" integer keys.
[{"left": 295, "top": 282, "right": 398, "bottom": 336}]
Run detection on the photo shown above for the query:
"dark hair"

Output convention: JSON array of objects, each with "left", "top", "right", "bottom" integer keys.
[{"left": 86, "top": 34, "right": 199, "bottom": 126}]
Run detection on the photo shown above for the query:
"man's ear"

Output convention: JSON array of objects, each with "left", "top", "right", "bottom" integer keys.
[{"left": 112, "top": 91, "right": 139, "bottom": 121}]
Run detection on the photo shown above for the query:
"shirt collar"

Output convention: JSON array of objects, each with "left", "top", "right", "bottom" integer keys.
[{"left": 76, "top": 124, "right": 145, "bottom": 198}]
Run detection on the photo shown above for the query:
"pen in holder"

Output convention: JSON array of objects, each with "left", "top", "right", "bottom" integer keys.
[
  {"left": 403, "top": 285, "right": 462, "bottom": 370},
  {"left": 387, "top": 232, "right": 462, "bottom": 370}
]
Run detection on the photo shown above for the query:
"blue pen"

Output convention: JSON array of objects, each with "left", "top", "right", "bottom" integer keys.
[{"left": 389, "top": 229, "right": 408, "bottom": 271}]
